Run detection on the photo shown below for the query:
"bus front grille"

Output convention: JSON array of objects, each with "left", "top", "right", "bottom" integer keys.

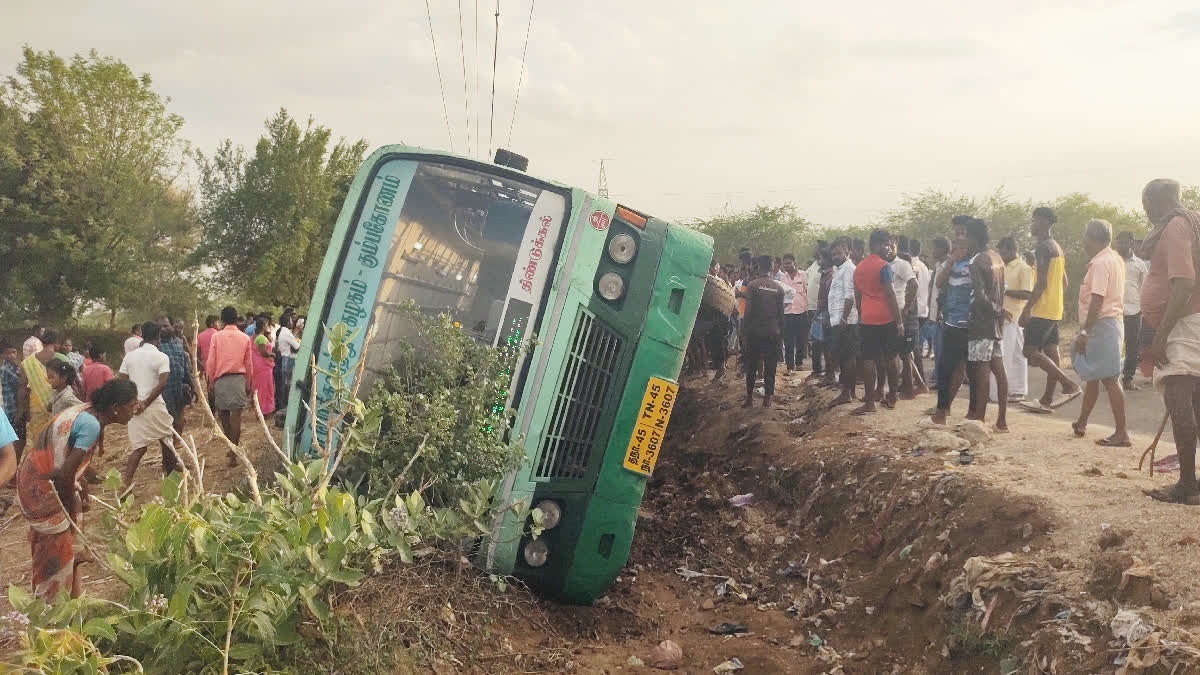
[{"left": 534, "top": 311, "right": 624, "bottom": 480}]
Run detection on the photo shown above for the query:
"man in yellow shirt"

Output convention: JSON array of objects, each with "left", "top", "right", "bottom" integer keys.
[
  {"left": 1019, "top": 207, "right": 1082, "bottom": 413},
  {"left": 991, "top": 237, "right": 1034, "bottom": 403}
]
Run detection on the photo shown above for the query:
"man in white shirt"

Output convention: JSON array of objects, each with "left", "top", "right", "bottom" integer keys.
[
  {"left": 274, "top": 317, "right": 302, "bottom": 416},
  {"left": 1115, "top": 231, "right": 1149, "bottom": 390},
  {"left": 828, "top": 239, "right": 860, "bottom": 407},
  {"left": 889, "top": 237, "right": 925, "bottom": 398},
  {"left": 805, "top": 241, "right": 826, "bottom": 374},
  {"left": 909, "top": 240, "right": 931, "bottom": 381},
  {"left": 925, "top": 237, "right": 951, "bottom": 386},
  {"left": 118, "top": 321, "right": 178, "bottom": 486},
  {"left": 123, "top": 323, "right": 143, "bottom": 355}
]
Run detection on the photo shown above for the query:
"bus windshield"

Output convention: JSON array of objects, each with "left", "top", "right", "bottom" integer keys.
[{"left": 361, "top": 160, "right": 567, "bottom": 394}]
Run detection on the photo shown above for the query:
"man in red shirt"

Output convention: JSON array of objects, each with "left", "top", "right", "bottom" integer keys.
[
  {"left": 206, "top": 306, "right": 253, "bottom": 466},
  {"left": 1139, "top": 179, "right": 1200, "bottom": 504},
  {"left": 852, "top": 229, "right": 903, "bottom": 415}
]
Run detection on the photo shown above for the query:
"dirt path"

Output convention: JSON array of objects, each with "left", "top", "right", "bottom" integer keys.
[{"left": 0, "top": 407, "right": 279, "bottom": 609}]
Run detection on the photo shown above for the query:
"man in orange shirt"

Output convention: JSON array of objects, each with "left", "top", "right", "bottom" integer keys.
[
  {"left": 1070, "top": 219, "right": 1128, "bottom": 447},
  {"left": 206, "top": 306, "right": 253, "bottom": 466}
]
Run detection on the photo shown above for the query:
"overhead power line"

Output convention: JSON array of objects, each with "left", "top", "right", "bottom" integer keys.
[
  {"left": 489, "top": 0, "right": 500, "bottom": 159},
  {"left": 425, "top": 0, "right": 455, "bottom": 151},
  {"left": 457, "top": 0, "right": 472, "bottom": 156},
  {"left": 507, "top": 0, "right": 536, "bottom": 146},
  {"left": 474, "top": 0, "right": 481, "bottom": 158}
]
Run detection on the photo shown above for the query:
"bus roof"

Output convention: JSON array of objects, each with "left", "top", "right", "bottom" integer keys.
[
  {"left": 369, "top": 143, "right": 577, "bottom": 191},
  {"left": 364, "top": 144, "right": 682, "bottom": 230}
]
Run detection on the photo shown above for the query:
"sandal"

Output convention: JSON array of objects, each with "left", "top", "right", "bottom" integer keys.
[
  {"left": 1020, "top": 400, "right": 1053, "bottom": 414},
  {"left": 1144, "top": 486, "right": 1200, "bottom": 505},
  {"left": 1154, "top": 454, "right": 1181, "bottom": 472},
  {"left": 1050, "top": 390, "right": 1082, "bottom": 409},
  {"left": 1096, "top": 435, "right": 1132, "bottom": 448}
]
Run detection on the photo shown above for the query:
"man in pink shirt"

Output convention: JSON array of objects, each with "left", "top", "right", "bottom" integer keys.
[
  {"left": 206, "top": 306, "right": 253, "bottom": 465},
  {"left": 777, "top": 254, "right": 809, "bottom": 374},
  {"left": 196, "top": 315, "right": 219, "bottom": 375},
  {"left": 1139, "top": 179, "right": 1200, "bottom": 504},
  {"left": 1069, "top": 219, "right": 1128, "bottom": 448}
]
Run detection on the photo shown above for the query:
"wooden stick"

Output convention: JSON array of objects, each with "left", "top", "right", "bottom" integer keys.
[
  {"left": 251, "top": 391, "right": 289, "bottom": 464},
  {"left": 1139, "top": 411, "right": 1171, "bottom": 477}
]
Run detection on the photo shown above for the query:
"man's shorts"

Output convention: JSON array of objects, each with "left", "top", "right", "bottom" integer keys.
[
  {"left": 831, "top": 323, "right": 860, "bottom": 365},
  {"left": 968, "top": 339, "right": 1002, "bottom": 362},
  {"left": 1025, "top": 318, "right": 1059, "bottom": 350},
  {"left": 213, "top": 374, "right": 248, "bottom": 412},
  {"left": 859, "top": 323, "right": 897, "bottom": 361}
]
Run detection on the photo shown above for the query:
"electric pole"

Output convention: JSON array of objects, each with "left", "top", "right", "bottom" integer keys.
[{"left": 597, "top": 159, "right": 612, "bottom": 198}]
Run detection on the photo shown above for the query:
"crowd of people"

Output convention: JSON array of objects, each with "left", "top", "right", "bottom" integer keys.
[
  {"left": 694, "top": 178, "right": 1200, "bottom": 505},
  {"left": 0, "top": 306, "right": 305, "bottom": 599}
]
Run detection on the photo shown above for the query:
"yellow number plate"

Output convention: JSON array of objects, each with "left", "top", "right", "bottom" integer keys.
[{"left": 622, "top": 377, "right": 679, "bottom": 476}]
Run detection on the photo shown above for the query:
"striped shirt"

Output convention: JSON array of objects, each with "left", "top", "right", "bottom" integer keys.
[{"left": 158, "top": 337, "right": 193, "bottom": 402}]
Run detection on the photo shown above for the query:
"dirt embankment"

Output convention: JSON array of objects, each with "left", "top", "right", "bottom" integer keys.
[
  {"left": 7, "top": 371, "right": 1200, "bottom": 673},
  {"left": 502, "top": 373, "right": 1200, "bottom": 673}
]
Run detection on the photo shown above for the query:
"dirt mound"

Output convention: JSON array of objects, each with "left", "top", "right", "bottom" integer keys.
[{"left": 325, "top": 372, "right": 1200, "bottom": 672}]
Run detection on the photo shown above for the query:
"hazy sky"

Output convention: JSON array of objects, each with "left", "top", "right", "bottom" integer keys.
[{"left": 5, "top": 1, "right": 1199, "bottom": 225}]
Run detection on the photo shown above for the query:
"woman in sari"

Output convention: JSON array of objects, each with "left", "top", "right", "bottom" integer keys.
[
  {"left": 251, "top": 317, "right": 276, "bottom": 416},
  {"left": 17, "top": 379, "right": 137, "bottom": 599}
]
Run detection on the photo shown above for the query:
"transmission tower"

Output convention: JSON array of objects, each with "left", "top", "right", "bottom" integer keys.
[{"left": 597, "top": 159, "right": 612, "bottom": 198}]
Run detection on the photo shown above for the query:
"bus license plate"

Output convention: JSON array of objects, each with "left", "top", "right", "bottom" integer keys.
[{"left": 622, "top": 377, "right": 678, "bottom": 476}]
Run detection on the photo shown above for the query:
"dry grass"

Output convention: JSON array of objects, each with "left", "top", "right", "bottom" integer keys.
[{"left": 307, "top": 551, "right": 571, "bottom": 674}]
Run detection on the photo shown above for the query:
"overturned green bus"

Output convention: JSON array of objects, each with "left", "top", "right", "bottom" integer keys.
[{"left": 284, "top": 145, "right": 712, "bottom": 603}]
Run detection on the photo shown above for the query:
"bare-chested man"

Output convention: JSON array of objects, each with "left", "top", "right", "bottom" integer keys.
[{"left": 1140, "top": 179, "right": 1200, "bottom": 503}]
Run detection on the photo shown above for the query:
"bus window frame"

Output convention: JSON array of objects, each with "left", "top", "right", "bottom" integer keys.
[{"left": 294, "top": 150, "right": 574, "bottom": 448}]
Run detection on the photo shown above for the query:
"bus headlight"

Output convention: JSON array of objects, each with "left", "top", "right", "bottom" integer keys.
[
  {"left": 607, "top": 234, "right": 636, "bottom": 264},
  {"left": 523, "top": 539, "right": 550, "bottom": 567},
  {"left": 598, "top": 272, "right": 625, "bottom": 301},
  {"left": 534, "top": 500, "right": 562, "bottom": 529}
]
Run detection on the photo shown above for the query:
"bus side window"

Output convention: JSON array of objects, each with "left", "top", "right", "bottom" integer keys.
[
  {"left": 597, "top": 533, "right": 615, "bottom": 559},
  {"left": 668, "top": 288, "right": 685, "bottom": 314}
]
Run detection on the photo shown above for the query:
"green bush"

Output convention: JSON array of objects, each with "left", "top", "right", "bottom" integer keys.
[
  {"left": 347, "top": 307, "right": 526, "bottom": 505},
  {"left": 2, "top": 320, "right": 530, "bottom": 673}
]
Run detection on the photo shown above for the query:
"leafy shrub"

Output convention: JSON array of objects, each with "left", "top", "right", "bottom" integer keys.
[
  {"left": 3, "top": 321, "right": 528, "bottom": 673},
  {"left": 347, "top": 306, "right": 526, "bottom": 504}
]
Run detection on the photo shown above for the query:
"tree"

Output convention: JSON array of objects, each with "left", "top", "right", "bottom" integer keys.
[
  {"left": 0, "top": 47, "right": 195, "bottom": 323},
  {"left": 194, "top": 110, "right": 368, "bottom": 309},
  {"left": 690, "top": 204, "right": 817, "bottom": 264},
  {"left": 880, "top": 188, "right": 1032, "bottom": 254}
]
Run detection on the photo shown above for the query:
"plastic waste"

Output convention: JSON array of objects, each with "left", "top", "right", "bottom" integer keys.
[
  {"left": 712, "top": 657, "right": 745, "bottom": 673},
  {"left": 728, "top": 493, "right": 754, "bottom": 507},
  {"left": 708, "top": 622, "right": 749, "bottom": 635},
  {"left": 649, "top": 640, "right": 684, "bottom": 670}
]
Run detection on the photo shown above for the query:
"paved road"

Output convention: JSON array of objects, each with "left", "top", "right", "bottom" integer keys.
[{"left": 1016, "top": 366, "right": 1170, "bottom": 442}]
